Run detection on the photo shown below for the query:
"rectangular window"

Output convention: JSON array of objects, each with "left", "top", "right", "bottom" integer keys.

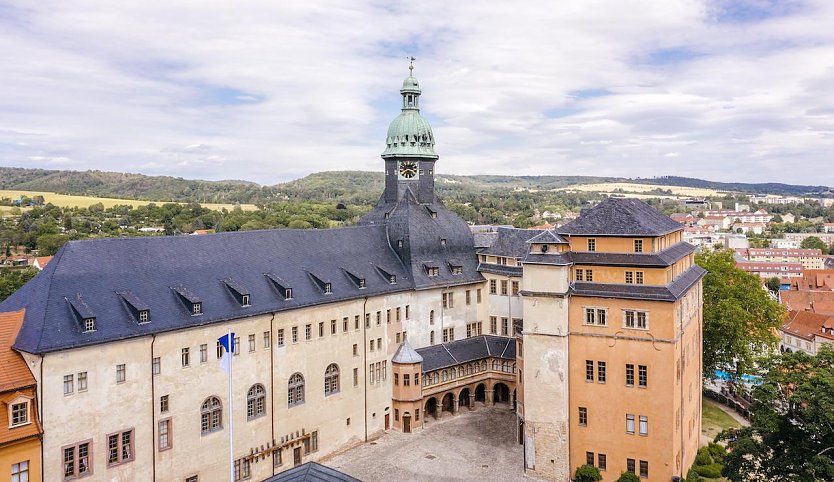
[
  {"left": 394, "top": 373, "right": 399, "bottom": 386},
  {"left": 500, "top": 280, "right": 508, "bottom": 296},
  {"left": 11, "top": 402, "right": 28, "bottom": 426},
  {"left": 640, "top": 460, "right": 648, "bottom": 478},
  {"left": 627, "top": 458, "right": 636, "bottom": 473},
  {"left": 319, "top": 322, "right": 324, "bottom": 337},
  {"left": 626, "top": 414, "right": 635, "bottom": 434},
  {"left": 598, "top": 453, "right": 606, "bottom": 471},
  {"left": 588, "top": 238, "right": 596, "bottom": 251},
  {"left": 377, "top": 337, "right": 382, "bottom": 350},
  {"left": 396, "top": 332, "right": 401, "bottom": 344},
  {"left": 598, "top": 361, "right": 606, "bottom": 383},
  {"left": 395, "top": 308, "right": 401, "bottom": 322},
  {"left": 312, "top": 430, "right": 319, "bottom": 452},
  {"left": 387, "top": 309, "right": 391, "bottom": 324},
  {"left": 579, "top": 407, "right": 587, "bottom": 426},
  {"left": 263, "top": 331, "right": 271, "bottom": 349},
  {"left": 405, "top": 305, "right": 410, "bottom": 319},
  {"left": 353, "top": 344, "right": 358, "bottom": 356},
  {"left": 107, "top": 429, "right": 133, "bottom": 466},
  {"left": 200, "top": 344, "right": 208, "bottom": 363},
  {"left": 182, "top": 348, "right": 190, "bottom": 367},
  {"left": 305, "top": 324, "right": 311, "bottom": 341},
  {"left": 116, "top": 364, "right": 126, "bottom": 383},
  {"left": 248, "top": 334, "right": 255, "bottom": 352},
  {"left": 576, "top": 269, "right": 584, "bottom": 281},
  {"left": 634, "top": 239, "right": 643, "bottom": 253},
  {"left": 625, "top": 271, "right": 634, "bottom": 284},
  {"left": 78, "top": 371, "right": 87, "bottom": 392},
  {"left": 277, "top": 329, "right": 285, "bottom": 346},
  {"left": 273, "top": 450, "right": 282, "bottom": 468},
  {"left": 639, "top": 415, "right": 648, "bottom": 435},
  {"left": 477, "top": 289, "right": 482, "bottom": 303},
  {"left": 585, "top": 360, "right": 594, "bottom": 382},
  {"left": 586, "top": 451, "right": 595, "bottom": 466},
  {"left": 152, "top": 357, "right": 160, "bottom": 376},
  {"left": 586, "top": 269, "right": 593, "bottom": 282},
  {"left": 365, "top": 313, "right": 371, "bottom": 328},
  {"left": 585, "top": 308, "right": 595, "bottom": 325},
  {"left": 376, "top": 311, "right": 381, "bottom": 325},
  {"left": 158, "top": 419, "right": 171, "bottom": 451},
  {"left": 292, "top": 326, "right": 298, "bottom": 343},
  {"left": 370, "top": 340, "right": 375, "bottom": 351},
  {"left": 636, "top": 272, "right": 644, "bottom": 284},
  {"left": 160, "top": 395, "right": 169, "bottom": 413},
  {"left": 353, "top": 368, "right": 358, "bottom": 387},
  {"left": 625, "top": 311, "right": 635, "bottom": 328},
  {"left": 11, "top": 461, "right": 28, "bottom": 482},
  {"left": 343, "top": 317, "right": 349, "bottom": 332},
  {"left": 626, "top": 364, "right": 635, "bottom": 386},
  {"left": 63, "top": 441, "right": 91, "bottom": 479},
  {"left": 502, "top": 317, "right": 509, "bottom": 336},
  {"left": 489, "top": 279, "right": 497, "bottom": 294},
  {"left": 403, "top": 374, "right": 410, "bottom": 386},
  {"left": 637, "top": 312, "right": 647, "bottom": 329},
  {"left": 490, "top": 316, "right": 497, "bottom": 334},
  {"left": 369, "top": 364, "right": 375, "bottom": 384},
  {"left": 512, "top": 281, "right": 519, "bottom": 296},
  {"left": 466, "top": 290, "right": 471, "bottom": 305},
  {"left": 234, "top": 458, "right": 251, "bottom": 481},
  {"left": 639, "top": 365, "right": 648, "bottom": 387}
]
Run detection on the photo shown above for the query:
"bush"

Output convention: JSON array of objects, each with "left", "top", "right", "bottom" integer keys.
[
  {"left": 686, "top": 468, "right": 702, "bottom": 482},
  {"left": 694, "top": 448, "right": 713, "bottom": 466},
  {"left": 574, "top": 464, "right": 602, "bottom": 482},
  {"left": 694, "top": 463, "right": 723, "bottom": 478},
  {"left": 615, "top": 472, "right": 640, "bottom": 482},
  {"left": 706, "top": 442, "right": 727, "bottom": 463}
]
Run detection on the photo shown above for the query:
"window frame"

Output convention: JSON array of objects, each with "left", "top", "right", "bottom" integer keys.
[
  {"left": 158, "top": 418, "right": 172, "bottom": 451},
  {"left": 105, "top": 428, "right": 134, "bottom": 467},
  {"left": 62, "top": 439, "right": 92, "bottom": 480}
]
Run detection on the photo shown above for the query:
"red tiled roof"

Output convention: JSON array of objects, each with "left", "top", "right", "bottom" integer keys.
[
  {"left": 781, "top": 310, "right": 834, "bottom": 341},
  {"left": 781, "top": 290, "right": 834, "bottom": 317},
  {"left": 0, "top": 309, "right": 42, "bottom": 445}
]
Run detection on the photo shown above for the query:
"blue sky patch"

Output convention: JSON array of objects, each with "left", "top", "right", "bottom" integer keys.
[{"left": 709, "top": 0, "right": 805, "bottom": 23}]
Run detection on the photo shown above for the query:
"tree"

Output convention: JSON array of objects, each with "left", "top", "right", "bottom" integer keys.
[
  {"left": 720, "top": 347, "right": 834, "bottom": 480},
  {"left": 696, "top": 250, "right": 784, "bottom": 379},
  {"left": 767, "top": 276, "right": 781, "bottom": 293},
  {"left": 615, "top": 472, "right": 640, "bottom": 482},
  {"left": 801, "top": 235, "right": 829, "bottom": 254},
  {"left": 574, "top": 464, "right": 602, "bottom": 482},
  {"left": 0, "top": 268, "right": 38, "bottom": 302}
]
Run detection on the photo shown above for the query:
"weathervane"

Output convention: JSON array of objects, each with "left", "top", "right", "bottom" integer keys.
[{"left": 408, "top": 56, "right": 415, "bottom": 75}]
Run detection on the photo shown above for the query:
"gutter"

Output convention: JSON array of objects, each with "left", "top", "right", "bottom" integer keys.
[
  {"left": 269, "top": 312, "right": 276, "bottom": 476},
  {"left": 150, "top": 334, "right": 156, "bottom": 482},
  {"left": 362, "top": 297, "right": 369, "bottom": 442}
]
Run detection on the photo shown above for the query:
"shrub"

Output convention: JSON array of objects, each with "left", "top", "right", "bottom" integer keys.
[
  {"left": 706, "top": 442, "right": 727, "bottom": 463},
  {"left": 694, "top": 463, "right": 723, "bottom": 478},
  {"left": 686, "top": 468, "right": 702, "bottom": 482},
  {"left": 694, "top": 448, "right": 713, "bottom": 466},
  {"left": 615, "top": 471, "right": 640, "bottom": 482},
  {"left": 574, "top": 464, "right": 602, "bottom": 482}
]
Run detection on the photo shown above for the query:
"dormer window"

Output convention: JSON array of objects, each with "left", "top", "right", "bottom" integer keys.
[
  {"left": 138, "top": 310, "right": 149, "bottom": 323},
  {"left": 84, "top": 318, "right": 96, "bottom": 332},
  {"left": 324, "top": 283, "right": 332, "bottom": 294},
  {"left": 224, "top": 279, "right": 250, "bottom": 307},
  {"left": 285, "top": 288, "right": 293, "bottom": 300},
  {"left": 440, "top": 238, "right": 447, "bottom": 246},
  {"left": 172, "top": 285, "right": 202, "bottom": 316},
  {"left": 541, "top": 244, "right": 549, "bottom": 253},
  {"left": 426, "top": 266, "right": 439, "bottom": 277},
  {"left": 448, "top": 260, "right": 463, "bottom": 275},
  {"left": 389, "top": 275, "right": 396, "bottom": 284},
  {"left": 69, "top": 294, "right": 97, "bottom": 332},
  {"left": 266, "top": 273, "right": 292, "bottom": 301},
  {"left": 398, "top": 240, "right": 404, "bottom": 248},
  {"left": 451, "top": 266, "right": 463, "bottom": 275},
  {"left": 359, "top": 278, "right": 366, "bottom": 288},
  {"left": 384, "top": 212, "right": 390, "bottom": 220},
  {"left": 241, "top": 294, "right": 250, "bottom": 306},
  {"left": 193, "top": 303, "right": 202, "bottom": 315},
  {"left": 118, "top": 291, "right": 150, "bottom": 324},
  {"left": 9, "top": 400, "right": 29, "bottom": 427}
]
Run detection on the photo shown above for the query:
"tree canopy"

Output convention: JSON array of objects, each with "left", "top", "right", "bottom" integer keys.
[
  {"left": 720, "top": 347, "right": 834, "bottom": 480},
  {"left": 696, "top": 250, "right": 784, "bottom": 378},
  {"left": 801, "top": 235, "right": 830, "bottom": 254}
]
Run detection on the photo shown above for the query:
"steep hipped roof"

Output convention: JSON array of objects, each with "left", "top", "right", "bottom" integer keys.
[
  {"left": 526, "top": 230, "right": 568, "bottom": 245},
  {"left": 478, "top": 228, "right": 547, "bottom": 257},
  {"left": 557, "top": 198, "right": 684, "bottom": 237},
  {"left": 392, "top": 339, "right": 423, "bottom": 364},
  {"left": 781, "top": 290, "right": 834, "bottom": 317},
  {"left": 416, "top": 335, "right": 515, "bottom": 372},
  {"left": 262, "top": 462, "right": 360, "bottom": 482},
  {"left": 2, "top": 226, "right": 414, "bottom": 354},
  {"left": 781, "top": 310, "right": 834, "bottom": 341}
]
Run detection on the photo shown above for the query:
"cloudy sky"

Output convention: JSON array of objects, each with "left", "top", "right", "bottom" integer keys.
[{"left": 1, "top": 0, "right": 833, "bottom": 185}]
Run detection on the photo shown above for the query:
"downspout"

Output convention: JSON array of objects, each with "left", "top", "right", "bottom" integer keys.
[
  {"left": 39, "top": 354, "right": 44, "bottom": 482},
  {"left": 150, "top": 334, "right": 157, "bottom": 482},
  {"left": 362, "top": 297, "right": 369, "bottom": 442},
  {"left": 269, "top": 312, "right": 276, "bottom": 476},
  {"left": 507, "top": 274, "right": 512, "bottom": 335}
]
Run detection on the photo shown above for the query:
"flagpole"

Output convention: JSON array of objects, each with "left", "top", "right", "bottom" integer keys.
[{"left": 228, "top": 328, "right": 234, "bottom": 482}]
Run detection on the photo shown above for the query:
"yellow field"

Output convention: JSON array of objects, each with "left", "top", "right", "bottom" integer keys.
[
  {"left": 0, "top": 190, "right": 258, "bottom": 212},
  {"left": 558, "top": 182, "right": 726, "bottom": 198}
]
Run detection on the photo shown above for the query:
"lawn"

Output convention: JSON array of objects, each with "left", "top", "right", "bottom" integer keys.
[
  {"left": 702, "top": 398, "right": 742, "bottom": 442},
  {"left": 0, "top": 189, "right": 258, "bottom": 212}
]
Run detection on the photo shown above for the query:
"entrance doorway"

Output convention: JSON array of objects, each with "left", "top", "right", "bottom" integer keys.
[
  {"left": 426, "top": 397, "right": 438, "bottom": 419},
  {"left": 459, "top": 388, "right": 471, "bottom": 409},
  {"left": 385, "top": 413, "right": 390, "bottom": 430},
  {"left": 475, "top": 383, "right": 486, "bottom": 403},
  {"left": 293, "top": 447, "right": 302, "bottom": 466},
  {"left": 494, "top": 383, "right": 510, "bottom": 403},
  {"left": 403, "top": 413, "right": 412, "bottom": 433},
  {"left": 441, "top": 393, "right": 455, "bottom": 414}
]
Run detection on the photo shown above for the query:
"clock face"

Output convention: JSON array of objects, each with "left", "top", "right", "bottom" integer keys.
[{"left": 399, "top": 161, "right": 418, "bottom": 179}]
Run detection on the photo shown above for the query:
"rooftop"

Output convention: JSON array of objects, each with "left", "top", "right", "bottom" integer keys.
[
  {"left": 416, "top": 335, "right": 515, "bottom": 372},
  {"left": 557, "top": 198, "right": 684, "bottom": 237}
]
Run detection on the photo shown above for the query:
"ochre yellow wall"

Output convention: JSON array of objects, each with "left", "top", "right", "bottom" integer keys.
[
  {"left": 0, "top": 436, "right": 41, "bottom": 482},
  {"left": 566, "top": 232, "right": 683, "bottom": 254},
  {"left": 572, "top": 265, "right": 668, "bottom": 285},
  {"left": 570, "top": 296, "right": 677, "bottom": 340}
]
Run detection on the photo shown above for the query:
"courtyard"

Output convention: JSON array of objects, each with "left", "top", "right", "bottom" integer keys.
[{"left": 326, "top": 405, "right": 529, "bottom": 481}]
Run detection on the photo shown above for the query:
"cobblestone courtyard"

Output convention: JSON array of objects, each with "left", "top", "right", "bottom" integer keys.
[{"left": 326, "top": 405, "right": 530, "bottom": 481}]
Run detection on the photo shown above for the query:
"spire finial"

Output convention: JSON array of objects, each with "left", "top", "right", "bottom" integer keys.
[{"left": 408, "top": 56, "right": 415, "bottom": 75}]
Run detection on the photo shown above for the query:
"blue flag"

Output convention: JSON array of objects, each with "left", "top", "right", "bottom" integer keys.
[{"left": 218, "top": 332, "right": 235, "bottom": 373}]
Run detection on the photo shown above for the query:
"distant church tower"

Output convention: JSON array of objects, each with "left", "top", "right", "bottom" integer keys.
[{"left": 380, "top": 62, "right": 439, "bottom": 205}]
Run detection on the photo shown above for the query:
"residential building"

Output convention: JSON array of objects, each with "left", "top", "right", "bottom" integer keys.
[
  {"left": 736, "top": 261, "right": 803, "bottom": 278},
  {"left": 0, "top": 310, "right": 42, "bottom": 482},
  {"left": 735, "top": 248, "right": 826, "bottom": 270},
  {"left": 780, "top": 310, "right": 834, "bottom": 355}
]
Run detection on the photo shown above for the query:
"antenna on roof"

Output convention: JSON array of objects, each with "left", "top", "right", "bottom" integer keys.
[{"left": 408, "top": 56, "right": 415, "bottom": 75}]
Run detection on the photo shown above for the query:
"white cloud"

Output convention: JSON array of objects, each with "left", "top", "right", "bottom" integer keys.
[{"left": 0, "top": 0, "right": 832, "bottom": 185}]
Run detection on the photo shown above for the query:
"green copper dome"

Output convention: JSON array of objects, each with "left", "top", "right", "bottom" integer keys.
[{"left": 382, "top": 72, "right": 438, "bottom": 159}]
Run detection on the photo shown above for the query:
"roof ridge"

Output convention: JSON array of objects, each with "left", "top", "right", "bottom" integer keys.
[
  {"left": 499, "top": 337, "right": 511, "bottom": 357},
  {"left": 484, "top": 336, "right": 491, "bottom": 357},
  {"left": 441, "top": 343, "right": 458, "bottom": 364}
]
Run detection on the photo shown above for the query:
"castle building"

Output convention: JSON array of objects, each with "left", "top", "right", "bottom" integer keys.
[{"left": 0, "top": 68, "right": 703, "bottom": 482}]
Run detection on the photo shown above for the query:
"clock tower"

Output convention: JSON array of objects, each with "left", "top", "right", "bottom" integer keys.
[{"left": 380, "top": 64, "right": 438, "bottom": 204}]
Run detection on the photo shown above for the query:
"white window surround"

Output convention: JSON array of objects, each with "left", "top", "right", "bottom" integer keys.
[
  {"left": 582, "top": 306, "right": 609, "bottom": 326},
  {"left": 8, "top": 395, "right": 33, "bottom": 428}
]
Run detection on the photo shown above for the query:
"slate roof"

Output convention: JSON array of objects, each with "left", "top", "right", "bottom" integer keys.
[
  {"left": 416, "top": 335, "right": 515, "bottom": 372},
  {"left": 359, "top": 186, "right": 483, "bottom": 290},
  {"left": 572, "top": 265, "right": 706, "bottom": 302},
  {"left": 262, "top": 462, "right": 360, "bottom": 482},
  {"left": 523, "top": 253, "right": 572, "bottom": 266},
  {"left": 392, "top": 339, "right": 423, "bottom": 364},
  {"left": 568, "top": 242, "right": 696, "bottom": 267},
  {"left": 477, "top": 264, "right": 523, "bottom": 276},
  {"left": 526, "top": 230, "right": 568, "bottom": 245},
  {"left": 558, "top": 198, "right": 684, "bottom": 236},
  {"left": 2, "top": 226, "right": 415, "bottom": 354},
  {"left": 478, "top": 228, "right": 546, "bottom": 257}
]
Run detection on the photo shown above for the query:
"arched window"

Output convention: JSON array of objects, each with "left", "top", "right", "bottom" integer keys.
[
  {"left": 288, "top": 373, "right": 305, "bottom": 407},
  {"left": 493, "top": 360, "right": 499, "bottom": 371},
  {"left": 429, "top": 310, "right": 435, "bottom": 325},
  {"left": 432, "top": 372, "right": 439, "bottom": 384},
  {"left": 247, "top": 384, "right": 266, "bottom": 420},
  {"left": 430, "top": 331, "right": 435, "bottom": 345},
  {"left": 441, "top": 370, "right": 448, "bottom": 381},
  {"left": 458, "top": 366, "right": 464, "bottom": 378},
  {"left": 201, "top": 396, "right": 222, "bottom": 434},
  {"left": 513, "top": 362, "right": 517, "bottom": 374},
  {"left": 481, "top": 360, "right": 487, "bottom": 371},
  {"left": 324, "top": 364, "right": 340, "bottom": 396}
]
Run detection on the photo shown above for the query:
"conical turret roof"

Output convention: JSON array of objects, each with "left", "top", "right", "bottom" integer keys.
[{"left": 392, "top": 339, "right": 423, "bottom": 364}]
